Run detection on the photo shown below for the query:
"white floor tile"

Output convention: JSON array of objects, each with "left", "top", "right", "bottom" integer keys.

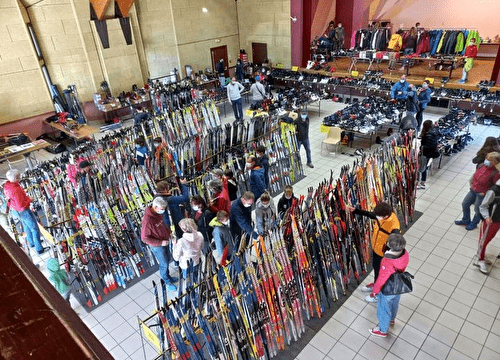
[
  {"left": 309, "top": 330, "right": 336, "bottom": 355},
  {"left": 452, "top": 334, "right": 484, "bottom": 359},
  {"left": 420, "top": 336, "right": 450, "bottom": 360},
  {"left": 338, "top": 328, "right": 367, "bottom": 352},
  {"left": 478, "top": 346, "right": 500, "bottom": 360},
  {"left": 327, "top": 341, "right": 356, "bottom": 360},
  {"left": 389, "top": 337, "right": 419, "bottom": 360}
]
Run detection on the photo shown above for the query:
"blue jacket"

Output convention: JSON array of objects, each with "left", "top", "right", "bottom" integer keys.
[
  {"left": 418, "top": 88, "right": 432, "bottom": 110},
  {"left": 230, "top": 198, "right": 257, "bottom": 240},
  {"left": 249, "top": 167, "right": 266, "bottom": 199},
  {"left": 391, "top": 81, "right": 409, "bottom": 100},
  {"left": 156, "top": 184, "right": 190, "bottom": 227}
]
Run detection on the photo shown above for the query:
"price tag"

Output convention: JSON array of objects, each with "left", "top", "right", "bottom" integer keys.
[
  {"left": 425, "top": 77, "right": 434, "bottom": 84},
  {"left": 291, "top": 66, "right": 299, "bottom": 72},
  {"left": 351, "top": 71, "right": 359, "bottom": 77},
  {"left": 142, "top": 322, "right": 162, "bottom": 352},
  {"left": 275, "top": 63, "right": 284, "bottom": 69}
]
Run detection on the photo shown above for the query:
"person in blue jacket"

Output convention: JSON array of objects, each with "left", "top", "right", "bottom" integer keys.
[
  {"left": 390, "top": 75, "right": 409, "bottom": 101},
  {"left": 155, "top": 178, "right": 190, "bottom": 238},
  {"left": 134, "top": 137, "right": 149, "bottom": 166},
  {"left": 230, "top": 191, "right": 258, "bottom": 247},
  {"left": 246, "top": 155, "right": 267, "bottom": 200},
  {"left": 416, "top": 80, "right": 432, "bottom": 131}
]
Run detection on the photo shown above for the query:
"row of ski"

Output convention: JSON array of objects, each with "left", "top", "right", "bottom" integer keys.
[{"left": 145, "top": 132, "right": 418, "bottom": 360}]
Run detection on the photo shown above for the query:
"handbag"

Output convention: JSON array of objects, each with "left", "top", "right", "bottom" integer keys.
[{"left": 381, "top": 268, "right": 414, "bottom": 295}]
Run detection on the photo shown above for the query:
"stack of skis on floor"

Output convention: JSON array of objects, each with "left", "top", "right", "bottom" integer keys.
[{"left": 143, "top": 132, "right": 418, "bottom": 360}]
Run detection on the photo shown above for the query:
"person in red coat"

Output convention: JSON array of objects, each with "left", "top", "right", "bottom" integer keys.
[
  {"left": 458, "top": 37, "right": 478, "bottom": 84},
  {"left": 4, "top": 169, "right": 45, "bottom": 254},
  {"left": 141, "top": 196, "right": 178, "bottom": 290},
  {"left": 368, "top": 234, "right": 410, "bottom": 337}
]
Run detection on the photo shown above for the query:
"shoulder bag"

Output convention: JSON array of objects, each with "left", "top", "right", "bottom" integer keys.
[{"left": 381, "top": 267, "right": 414, "bottom": 295}]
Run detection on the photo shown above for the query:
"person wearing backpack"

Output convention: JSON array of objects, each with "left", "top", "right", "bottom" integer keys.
[
  {"left": 477, "top": 178, "right": 500, "bottom": 273},
  {"left": 346, "top": 202, "right": 400, "bottom": 303},
  {"left": 210, "top": 210, "right": 234, "bottom": 266}
]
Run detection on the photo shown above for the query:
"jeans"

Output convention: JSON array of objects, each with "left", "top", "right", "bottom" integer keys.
[
  {"left": 461, "top": 189, "right": 484, "bottom": 226},
  {"left": 149, "top": 244, "right": 175, "bottom": 284},
  {"left": 377, "top": 293, "right": 401, "bottom": 333},
  {"left": 373, "top": 252, "right": 383, "bottom": 283},
  {"left": 231, "top": 98, "right": 243, "bottom": 120},
  {"left": 297, "top": 138, "right": 312, "bottom": 164},
  {"left": 401, "top": 49, "right": 414, "bottom": 66},
  {"left": 461, "top": 67, "right": 468, "bottom": 81},
  {"left": 178, "top": 264, "right": 199, "bottom": 310},
  {"left": 219, "top": 75, "right": 225, "bottom": 88},
  {"left": 421, "top": 156, "right": 430, "bottom": 182},
  {"left": 12, "top": 209, "right": 43, "bottom": 252},
  {"left": 416, "top": 109, "right": 425, "bottom": 130}
]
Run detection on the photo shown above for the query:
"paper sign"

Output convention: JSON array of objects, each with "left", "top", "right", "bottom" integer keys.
[
  {"left": 351, "top": 71, "right": 359, "bottom": 77},
  {"left": 425, "top": 77, "right": 434, "bottom": 84},
  {"left": 142, "top": 322, "right": 162, "bottom": 352},
  {"left": 320, "top": 124, "right": 330, "bottom": 133},
  {"left": 275, "top": 63, "right": 284, "bottom": 69},
  {"left": 291, "top": 66, "right": 299, "bottom": 71}
]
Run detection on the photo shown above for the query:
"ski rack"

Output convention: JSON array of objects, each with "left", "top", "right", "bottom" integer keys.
[{"left": 136, "top": 131, "right": 419, "bottom": 360}]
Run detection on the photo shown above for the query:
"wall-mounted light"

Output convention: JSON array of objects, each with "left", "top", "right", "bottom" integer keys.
[
  {"left": 290, "top": 16, "right": 297, "bottom": 22},
  {"left": 202, "top": 7, "right": 208, "bottom": 13}
]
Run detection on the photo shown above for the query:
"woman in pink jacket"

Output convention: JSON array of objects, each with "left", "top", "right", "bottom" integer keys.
[{"left": 368, "top": 234, "right": 410, "bottom": 337}]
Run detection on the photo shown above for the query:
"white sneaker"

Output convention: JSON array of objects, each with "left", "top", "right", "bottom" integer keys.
[
  {"left": 361, "top": 283, "right": 374, "bottom": 292},
  {"left": 478, "top": 260, "right": 490, "bottom": 274},
  {"left": 365, "top": 294, "right": 377, "bottom": 303}
]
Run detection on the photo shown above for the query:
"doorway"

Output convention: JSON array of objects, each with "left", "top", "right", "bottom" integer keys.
[
  {"left": 252, "top": 42, "right": 268, "bottom": 66},
  {"left": 210, "top": 45, "right": 229, "bottom": 77}
]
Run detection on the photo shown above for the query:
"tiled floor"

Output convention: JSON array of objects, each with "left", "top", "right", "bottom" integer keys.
[{"left": 3, "top": 98, "right": 500, "bottom": 359}]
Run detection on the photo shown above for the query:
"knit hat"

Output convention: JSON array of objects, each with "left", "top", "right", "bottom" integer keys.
[{"left": 179, "top": 218, "right": 198, "bottom": 233}]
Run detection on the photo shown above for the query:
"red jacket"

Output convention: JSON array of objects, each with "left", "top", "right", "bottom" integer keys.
[
  {"left": 471, "top": 164, "right": 500, "bottom": 194},
  {"left": 4, "top": 181, "right": 31, "bottom": 212},
  {"left": 141, "top": 206, "right": 171, "bottom": 247},
  {"left": 373, "top": 250, "right": 410, "bottom": 294},
  {"left": 465, "top": 45, "right": 477, "bottom": 58},
  {"left": 208, "top": 190, "right": 231, "bottom": 214}
]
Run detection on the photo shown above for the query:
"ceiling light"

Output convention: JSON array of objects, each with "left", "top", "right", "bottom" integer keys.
[{"left": 202, "top": 7, "right": 208, "bottom": 13}]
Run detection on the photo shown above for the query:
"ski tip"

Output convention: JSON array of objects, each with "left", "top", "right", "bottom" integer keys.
[
  {"left": 103, "top": 287, "right": 109, "bottom": 295},
  {"left": 86, "top": 300, "right": 92, "bottom": 308},
  {"left": 97, "top": 295, "right": 102, "bottom": 302}
]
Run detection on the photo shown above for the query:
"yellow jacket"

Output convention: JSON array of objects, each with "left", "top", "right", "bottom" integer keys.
[
  {"left": 372, "top": 212, "right": 400, "bottom": 257},
  {"left": 387, "top": 34, "right": 402, "bottom": 51}
]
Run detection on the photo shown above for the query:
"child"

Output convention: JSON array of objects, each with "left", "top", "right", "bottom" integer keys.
[
  {"left": 46, "top": 258, "right": 71, "bottom": 304},
  {"left": 209, "top": 210, "right": 234, "bottom": 266},
  {"left": 173, "top": 218, "right": 204, "bottom": 288},
  {"left": 135, "top": 137, "right": 149, "bottom": 166},
  {"left": 255, "top": 192, "right": 276, "bottom": 235},
  {"left": 277, "top": 185, "right": 297, "bottom": 219}
]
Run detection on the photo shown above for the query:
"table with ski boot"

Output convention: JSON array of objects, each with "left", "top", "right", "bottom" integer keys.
[{"left": 43, "top": 120, "right": 99, "bottom": 147}]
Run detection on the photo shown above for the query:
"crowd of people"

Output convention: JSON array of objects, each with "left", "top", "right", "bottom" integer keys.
[{"left": 139, "top": 161, "right": 300, "bottom": 291}]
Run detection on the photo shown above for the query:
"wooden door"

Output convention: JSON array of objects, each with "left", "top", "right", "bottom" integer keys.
[
  {"left": 252, "top": 42, "right": 268, "bottom": 65},
  {"left": 211, "top": 45, "right": 229, "bottom": 77}
]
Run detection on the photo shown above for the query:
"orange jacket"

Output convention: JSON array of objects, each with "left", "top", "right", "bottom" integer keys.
[{"left": 372, "top": 212, "right": 400, "bottom": 257}]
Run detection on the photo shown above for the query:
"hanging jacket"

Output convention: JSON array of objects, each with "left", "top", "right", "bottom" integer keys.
[
  {"left": 172, "top": 231, "right": 204, "bottom": 269},
  {"left": 415, "top": 31, "right": 430, "bottom": 55},
  {"left": 443, "top": 31, "right": 458, "bottom": 55},
  {"left": 4, "top": 181, "right": 31, "bottom": 212},
  {"left": 387, "top": 34, "right": 403, "bottom": 51},
  {"left": 436, "top": 30, "right": 449, "bottom": 54},
  {"left": 372, "top": 249, "right": 410, "bottom": 295},
  {"left": 454, "top": 31, "right": 466, "bottom": 54},
  {"left": 465, "top": 30, "right": 481, "bottom": 51},
  {"left": 430, "top": 30, "right": 443, "bottom": 55}
]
